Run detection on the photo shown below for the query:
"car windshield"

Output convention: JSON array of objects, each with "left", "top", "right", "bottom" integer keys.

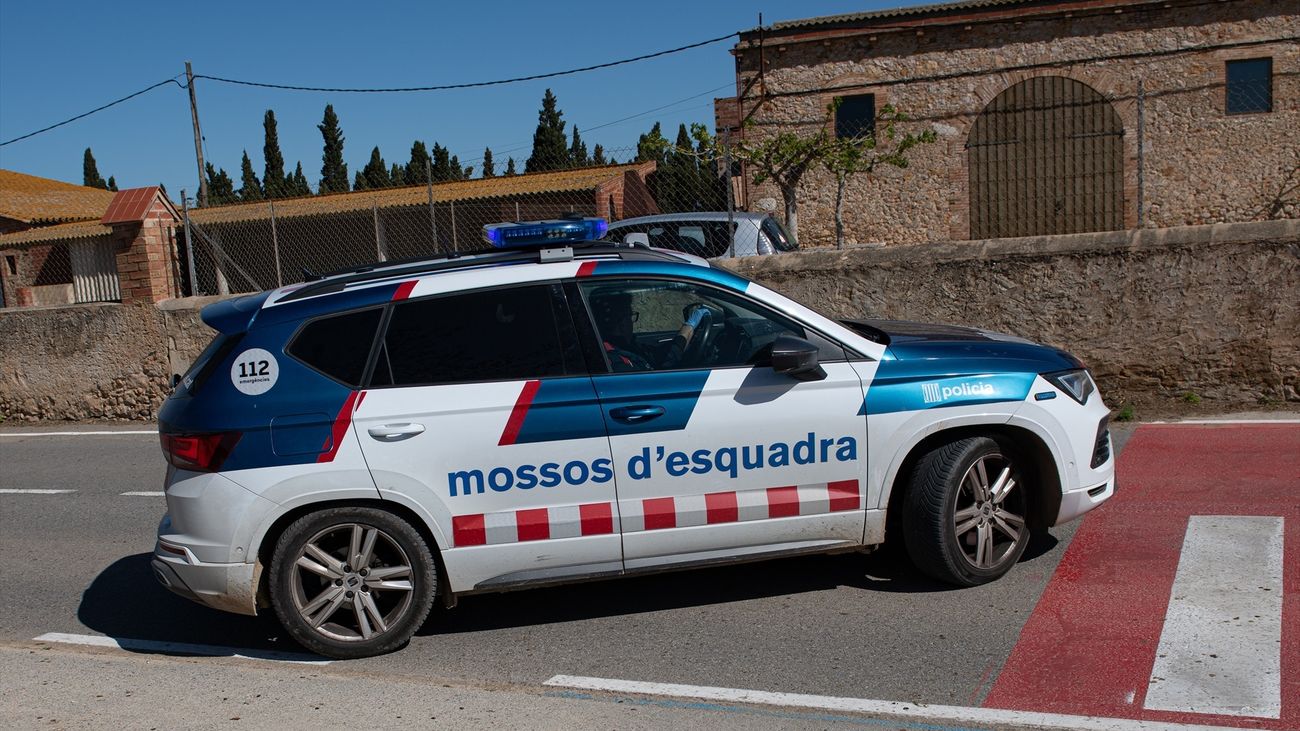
[{"left": 762, "top": 216, "right": 798, "bottom": 252}]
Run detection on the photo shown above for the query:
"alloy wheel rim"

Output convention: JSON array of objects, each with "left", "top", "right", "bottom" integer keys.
[
  {"left": 952, "top": 453, "right": 1026, "bottom": 571},
  {"left": 290, "top": 523, "right": 415, "bottom": 643}
]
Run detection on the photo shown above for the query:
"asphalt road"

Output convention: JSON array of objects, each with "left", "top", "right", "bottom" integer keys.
[{"left": 0, "top": 423, "right": 1140, "bottom": 727}]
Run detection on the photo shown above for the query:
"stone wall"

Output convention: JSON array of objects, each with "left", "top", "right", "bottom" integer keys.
[
  {"left": 730, "top": 0, "right": 1299, "bottom": 247},
  {"left": 724, "top": 219, "right": 1300, "bottom": 406},
  {"left": 0, "top": 220, "right": 1294, "bottom": 422}
]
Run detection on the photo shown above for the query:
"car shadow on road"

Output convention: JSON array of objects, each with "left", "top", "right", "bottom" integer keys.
[
  {"left": 425, "top": 530, "right": 1060, "bottom": 635},
  {"left": 75, "top": 553, "right": 303, "bottom": 658}
]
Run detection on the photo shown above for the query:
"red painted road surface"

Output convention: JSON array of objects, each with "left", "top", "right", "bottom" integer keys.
[{"left": 985, "top": 424, "right": 1299, "bottom": 729}]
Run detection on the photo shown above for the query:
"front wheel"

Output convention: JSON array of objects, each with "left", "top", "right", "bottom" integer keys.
[
  {"left": 269, "top": 507, "right": 437, "bottom": 659},
  {"left": 902, "top": 437, "right": 1030, "bottom": 586}
]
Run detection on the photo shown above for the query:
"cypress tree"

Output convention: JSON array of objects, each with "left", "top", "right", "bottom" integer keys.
[
  {"left": 406, "top": 141, "right": 431, "bottom": 184},
  {"left": 482, "top": 147, "right": 495, "bottom": 177},
  {"left": 360, "top": 146, "right": 391, "bottom": 189},
  {"left": 569, "top": 126, "right": 589, "bottom": 167},
  {"left": 526, "top": 89, "right": 568, "bottom": 172},
  {"left": 317, "top": 104, "right": 349, "bottom": 193},
  {"left": 505, "top": 157, "right": 517, "bottom": 176},
  {"left": 239, "top": 151, "right": 264, "bottom": 201},
  {"left": 107, "top": 176, "right": 118, "bottom": 192},
  {"left": 390, "top": 163, "right": 405, "bottom": 186},
  {"left": 353, "top": 170, "right": 368, "bottom": 191},
  {"left": 592, "top": 144, "right": 606, "bottom": 166},
  {"left": 204, "top": 163, "right": 237, "bottom": 205},
  {"left": 290, "top": 162, "right": 312, "bottom": 196},
  {"left": 431, "top": 143, "right": 452, "bottom": 182},
  {"left": 636, "top": 122, "right": 668, "bottom": 163},
  {"left": 83, "top": 148, "right": 108, "bottom": 189},
  {"left": 449, "top": 154, "right": 464, "bottom": 180},
  {"left": 262, "top": 110, "right": 288, "bottom": 198}
]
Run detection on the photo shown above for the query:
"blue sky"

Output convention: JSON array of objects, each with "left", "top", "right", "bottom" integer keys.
[{"left": 0, "top": 1, "right": 920, "bottom": 197}]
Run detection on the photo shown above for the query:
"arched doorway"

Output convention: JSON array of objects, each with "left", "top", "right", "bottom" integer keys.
[{"left": 967, "top": 76, "right": 1124, "bottom": 239}]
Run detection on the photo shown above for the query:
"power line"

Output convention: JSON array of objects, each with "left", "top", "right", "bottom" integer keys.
[
  {"left": 194, "top": 32, "right": 739, "bottom": 93},
  {"left": 0, "top": 77, "right": 184, "bottom": 147}
]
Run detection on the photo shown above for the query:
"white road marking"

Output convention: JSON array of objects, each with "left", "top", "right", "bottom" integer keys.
[
  {"left": 1146, "top": 419, "right": 1300, "bottom": 425},
  {"left": 0, "top": 430, "right": 157, "bottom": 437},
  {"left": 120, "top": 491, "right": 165, "bottom": 497},
  {"left": 1143, "top": 516, "right": 1283, "bottom": 719},
  {"left": 544, "top": 676, "right": 1231, "bottom": 731},
  {"left": 0, "top": 489, "right": 76, "bottom": 494},
  {"left": 33, "top": 632, "right": 330, "bottom": 666}
]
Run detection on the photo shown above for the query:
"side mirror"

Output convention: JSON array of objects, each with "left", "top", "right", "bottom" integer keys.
[
  {"left": 623, "top": 232, "right": 650, "bottom": 247},
  {"left": 769, "top": 335, "right": 826, "bottom": 381},
  {"left": 170, "top": 373, "right": 183, "bottom": 389}
]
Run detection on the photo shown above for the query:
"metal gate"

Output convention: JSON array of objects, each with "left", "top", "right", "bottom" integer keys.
[
  {"left": 967, "top": 76, "right": 1124, "bottom": 239},
  {"left": 69, "top": 238, "right": 121, "bottom": 303}
]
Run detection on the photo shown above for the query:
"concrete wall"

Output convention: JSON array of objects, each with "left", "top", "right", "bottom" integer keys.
[
  {"left": 0, "top": 220, "right": 1294, "bottom": 422},
  {"left": 730, "top": 0, "right": 1299, "bottom": 246},
  {"left": 725, "top": 219, "right": 1299, "bottom": 406}
]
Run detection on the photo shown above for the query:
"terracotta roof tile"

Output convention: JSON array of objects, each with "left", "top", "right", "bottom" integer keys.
[
  {"left": 188, "top": 162, "right": 652, "bottom": 225},
  {"left": 0, "top": 219, "right": 113, "bottom": 246},
  {"left": 0, "top": 169, "right": 117, "bottom": 224},
  {"left": 102, "top": 186, "right": 164, "bottom": 224}
]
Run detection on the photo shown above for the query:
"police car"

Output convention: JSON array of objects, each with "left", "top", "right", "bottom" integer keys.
[{"left": 153, "top": 216, "right": 1114, "bottom": 659}]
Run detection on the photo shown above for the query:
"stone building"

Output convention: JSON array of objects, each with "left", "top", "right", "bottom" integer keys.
[{"left": 716, "top": 0, "right": 1299, "bottom": 246}]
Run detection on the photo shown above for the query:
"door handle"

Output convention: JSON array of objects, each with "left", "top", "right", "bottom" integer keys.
[
  {"left": 367, "top": 423, "right": 426, "bottom": 440},
  {"left": 610, "top": 405, "right": 666, "bottom": 424}
]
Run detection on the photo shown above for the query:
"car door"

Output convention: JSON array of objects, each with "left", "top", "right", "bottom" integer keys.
[
  {"left": 353, "top": 282, "right": 621, "bottom": 593},
  {"left": 571, "top": 276, "right": 868, "bottom": 570}
]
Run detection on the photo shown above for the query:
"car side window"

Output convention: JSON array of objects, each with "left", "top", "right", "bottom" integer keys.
[
  {"left": 288, "top": 307, "right": 383, "bottom": 386},
  {"left": 373, "top": 284, "right": 570, "bottom": 387},
  {"left": 578, "top": 278, "right": 845, "bottom": 373}
]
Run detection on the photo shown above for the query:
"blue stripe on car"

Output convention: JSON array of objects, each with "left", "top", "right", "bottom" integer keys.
[
  {"left": 589, "top": 261, "right": 750, "bottom": 292},
  {"left": 592, "top": 369, "right": 711, "bottom": 437},
  {"left": 511, "top": 378, "right": 610, "bottom": 444}
]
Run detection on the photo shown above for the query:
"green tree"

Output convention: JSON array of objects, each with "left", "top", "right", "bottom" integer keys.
[
  {"left": 636, "top": 122, "right": 668, "bottom": 164},
  {"left": 431, "top": 143, "right": 453, "bottom": 182},
  {"left": 204, "top": 162, "right": 237, "bottom": 205},
  {"left": 262, "top": 110, "right": 288, "bottom": 198},
  {"left": 238, "top": 151, "right": 263, "bottom": 201},
  {"left": 82, "top": 148, "right": 107, "bottom": 189},
  {"left": 592, "top": 144, "right": 606, "bottom": 166},
  {"left": 482, "top": 147, "right": 495, "bottom": 177},
  {"left": 526, "top": 89, "right": 568, "bottom": 172},
  {"left": 289, "top": 162, "right": 312, "bottom": 196},
  {"left": 359, "top": 146, "right": 392, "bottom": 189},
  {"left": 654, "top": 123, "right": 725, "bottom": 213},
  {"left": 406, "top": 140, "right": 431, "bottom": 184},
  {"left": 569, "top": 126, "right": 589, "bottom": 167},
  {"left": 505, "top": 157, "right": 517, "bottom": 176},
  {"left": 317, "top": 104, "right": 349, "bottom": 193},
  {"left": 107, "top": 176, "right": 118, "bottom": 192},
  {"left": 820, "top": 102, "right": 936, "bottom": 248},
  {"left": 449, "top": 154, "right": 466, "bottom": 180},
  {"left": 390, "top": 163, "right": 406, "bottom": 186}
]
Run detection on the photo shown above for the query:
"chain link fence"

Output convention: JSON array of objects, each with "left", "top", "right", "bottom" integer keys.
[{"left": 179, "top": 143, "right": 740, "bottom": 296}]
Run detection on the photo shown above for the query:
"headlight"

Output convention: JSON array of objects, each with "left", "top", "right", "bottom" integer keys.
[{"left": 1044, "top": 369, "right": 1095, "bottom": 405}]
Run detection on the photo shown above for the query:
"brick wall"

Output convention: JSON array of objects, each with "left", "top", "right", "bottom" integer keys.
[{"left": 730, "top": 0, "right": 1299, "bottom": 247}]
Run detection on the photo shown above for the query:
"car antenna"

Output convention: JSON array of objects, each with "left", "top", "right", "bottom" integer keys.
[{"left": 302, "top": 266, "right": 320, "bottom": 282}]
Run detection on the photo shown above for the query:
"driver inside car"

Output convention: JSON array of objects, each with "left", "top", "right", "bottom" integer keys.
[{"left": 590, "top": 290, "right": 653, "bottom": 372}]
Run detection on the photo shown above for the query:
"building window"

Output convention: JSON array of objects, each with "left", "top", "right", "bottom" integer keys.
[
  {"left": 1226, "top": 58, "right": 1272, "bottom": 114},
  {"left": 835, "top": 94, "right": 876, "bottom": 139}
]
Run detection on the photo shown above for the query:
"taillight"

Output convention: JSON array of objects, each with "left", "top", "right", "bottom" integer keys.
[{"left": 160, "top": 432, "right": 241, "bottom": 472}]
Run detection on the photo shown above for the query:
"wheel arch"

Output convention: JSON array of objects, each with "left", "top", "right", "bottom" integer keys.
[
  {"left": 253, "top": 497, "right": 449, "bottom": 610},
  {"left": 882, "top": 424, "right": 1062, "bottom": 545}
]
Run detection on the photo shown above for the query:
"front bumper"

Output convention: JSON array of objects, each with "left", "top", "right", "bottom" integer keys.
[{"left": 1055, "top": 474, "right": 1116, "bottom": 526}]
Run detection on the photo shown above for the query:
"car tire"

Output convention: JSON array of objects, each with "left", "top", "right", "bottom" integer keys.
[
  {"left": 269, "top": 506, "right": 436, "bottom": 659},
  {"left": 902, "top": 436, "right": 1030, "bottom": 587}
]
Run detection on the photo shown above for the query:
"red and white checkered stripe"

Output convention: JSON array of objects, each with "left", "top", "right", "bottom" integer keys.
[
  {"left": 450, "top": 479, "right": 859, "bottom": 547},
  {"left": 453, "top": 502, "right": 614, "bottom": 547},
  {"left": 621, "top": 480, "right": 859, "bottom": 533}
]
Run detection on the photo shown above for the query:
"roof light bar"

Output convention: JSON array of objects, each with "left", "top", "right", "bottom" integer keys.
[{"left": 483, "top": 217, "right": 608, "bottom": 248}]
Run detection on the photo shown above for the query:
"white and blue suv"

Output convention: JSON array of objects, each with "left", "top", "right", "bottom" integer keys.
[{"left": 153, "top": 217, "right": 1114, "bottom": 659}]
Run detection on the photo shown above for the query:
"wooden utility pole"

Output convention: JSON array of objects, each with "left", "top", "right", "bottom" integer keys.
[{"left": 185, "top": 62, "right": 208, "bottom": 207}]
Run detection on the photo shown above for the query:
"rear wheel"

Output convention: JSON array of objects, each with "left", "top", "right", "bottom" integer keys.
[
  {"left": 903, "top": 437, "right": 1030, "bottom": 586},
  {"left": 269, "top": 507, "right": 436, "bottom": 659}
]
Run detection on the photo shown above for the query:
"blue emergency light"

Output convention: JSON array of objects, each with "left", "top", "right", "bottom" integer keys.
[{"left": 483, "top": 217, "right": 608, "bottom": 248}]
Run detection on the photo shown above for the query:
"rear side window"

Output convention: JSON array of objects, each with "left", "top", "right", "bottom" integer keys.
[
  {"left": 289, "top": 307, "right": 383, "bottom": 386},
  {"left": 375, "top": 285, "right": 567, "bottom": 387},
  {"left": 179, "top": 332, "right": 243, "bottom": 395}
]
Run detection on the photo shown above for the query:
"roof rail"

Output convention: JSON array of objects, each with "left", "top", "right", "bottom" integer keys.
[{"left": 277, "top": 240, "right": 677, "bottom": 304}]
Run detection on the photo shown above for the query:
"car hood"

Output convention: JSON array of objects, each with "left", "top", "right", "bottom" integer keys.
[{"left": 843, "top": 319, "right": 1084, "bottom": 415}]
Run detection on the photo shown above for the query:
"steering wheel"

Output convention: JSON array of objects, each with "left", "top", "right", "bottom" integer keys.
[{"left": 663, "top": 303, "right": 717, "bottom": 368}]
